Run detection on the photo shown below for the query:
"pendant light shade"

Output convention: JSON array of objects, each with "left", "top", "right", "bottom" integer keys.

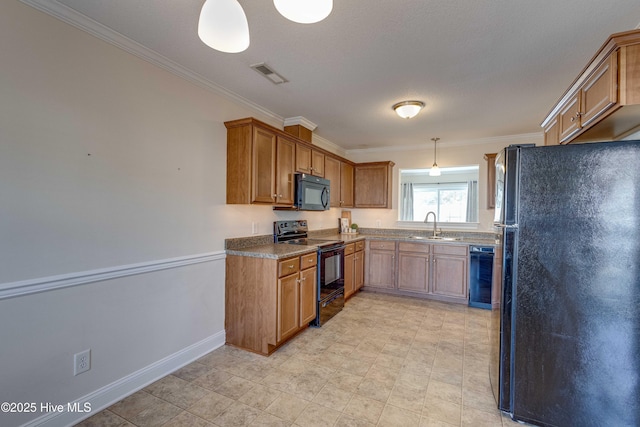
[
  {"left": 274, "top": 0, "right": 333, "bottom": 24},
  {"left": 429, "top": 137, "right": 441, "bottom": 176},
  {"left": 393, "top": 100, "right": 425, "bottom": 119},
  {"left": 198, "top": 0, "right": 250, "bottom": 53}
]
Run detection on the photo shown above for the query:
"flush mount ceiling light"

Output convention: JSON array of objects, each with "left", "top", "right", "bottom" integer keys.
[
  {"left": 273, "top": 0, "right": 333, "bottom": 24},
  {"left": 392, "top": 101, "right": 425, "bottom": 119},
  {"left": 198, "top": 0, "right": 249, "bottom": 53},
  {"left": 429, "top": 137, "right": 441, "bottom": 176}
]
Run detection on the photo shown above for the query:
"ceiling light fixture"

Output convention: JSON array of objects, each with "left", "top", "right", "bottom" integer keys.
[
  {"left": 429, "top": 137, "right": 441, "bottom": 177},
  {"left": 392, "top": 101, "right": 425, "bottom": 119},
  {"left": 198, "top": 0, "right": 250, "bottom": 53},
  {"left": 273, "top": 0, "right": 333, "bottom": 24}
]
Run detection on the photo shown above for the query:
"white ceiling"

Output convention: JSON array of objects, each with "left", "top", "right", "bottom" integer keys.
[{"left": 23, "top": 0, "right": 640, "bottom": 150}]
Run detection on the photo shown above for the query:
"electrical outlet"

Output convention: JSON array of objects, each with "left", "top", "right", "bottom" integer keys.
[
  {"left": 74, "top": 349, "right": 91, "bottom": 376},
  {"left": 251, "top": 222, "right": 258, "bottom": 235},
  {"left": 376, "top": 220, "right": 382, "bottom": 228}
]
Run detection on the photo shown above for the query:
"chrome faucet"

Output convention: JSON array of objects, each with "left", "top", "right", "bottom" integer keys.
[{"left": 424, "top": 211, "right": 438, "bottom": 237}]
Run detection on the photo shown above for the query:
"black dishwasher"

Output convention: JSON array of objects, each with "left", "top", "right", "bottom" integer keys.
[{"left": 469, "top": 246, "right": 494, "bottom": 309}]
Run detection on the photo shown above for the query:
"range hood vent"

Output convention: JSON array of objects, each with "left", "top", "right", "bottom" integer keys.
[{"left": 250, "top": 62, "right": 288, "bottom": 85}]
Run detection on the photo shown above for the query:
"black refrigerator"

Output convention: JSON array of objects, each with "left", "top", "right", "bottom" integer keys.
[{"left": 489, "top": 141, "right": 640, "bottom": 427}]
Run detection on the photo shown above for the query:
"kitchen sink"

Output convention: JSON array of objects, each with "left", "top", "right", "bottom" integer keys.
[{"left": 408, "top": 236, "right": 459, "bottom": 241}]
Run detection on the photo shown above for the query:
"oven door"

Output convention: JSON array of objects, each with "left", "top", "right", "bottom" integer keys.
[{"left": 318, "top": 245, "right": 344, "bottom": 296}]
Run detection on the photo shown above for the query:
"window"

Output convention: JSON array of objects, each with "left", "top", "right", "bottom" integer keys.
[
  {"left": 413, "top": 182, "right": 469, "bottom": 222},
  {"left": 399, "top": 166, "right": 479, "bottom": 223}
]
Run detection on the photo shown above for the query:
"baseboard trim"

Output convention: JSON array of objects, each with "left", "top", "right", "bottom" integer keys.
[
  {"left": 0, "top": 251, "right": 226, "bottom": 301},
  {"left": 21, "top": 330, "right": 226, "bottom": 427}
]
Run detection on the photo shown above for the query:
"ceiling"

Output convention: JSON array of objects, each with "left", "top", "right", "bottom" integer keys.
[{"left": 23, "top": 0, "right": 640, "bottom": 150}]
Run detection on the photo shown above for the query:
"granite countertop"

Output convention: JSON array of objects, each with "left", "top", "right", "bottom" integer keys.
[
  {"left": 226, "top": 231, "right": 497, "bottom": 259},
  {"left": 226, "top": 243, "right": 318, "bottom": 260}
]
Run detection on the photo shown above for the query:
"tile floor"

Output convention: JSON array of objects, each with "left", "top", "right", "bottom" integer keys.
[{"left": 77, "top": 292, "right": 523, "bottom": 427}]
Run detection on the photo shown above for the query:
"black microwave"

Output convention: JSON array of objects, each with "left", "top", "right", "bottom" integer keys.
[{"left": 296, "top": 174, "right": 330, "bottom": 211}]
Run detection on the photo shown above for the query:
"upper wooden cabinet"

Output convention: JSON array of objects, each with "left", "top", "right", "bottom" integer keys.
[
  {"left": 225, "top": 118, "right": 295, "bottom": 206},
  {"left": 295, "top": 144, "right": 325, "bottom": 177},
  {"left": 226, "top": 117, "right": 392, "bottom": 209},
  {"left": 324, "top": 157, "right": 354, "bottom": 208},
  {"left": 483, "top": 153, "right": 497, "bottom": 209},
  {"left": 541, "top": 30, "right": 640, "bottom": 144},
  {"left": 354, "top": 161, "right": 395, "bottom": 208},
  {"left": 340, "top": 162, "right": 354, "bottom": 207}
]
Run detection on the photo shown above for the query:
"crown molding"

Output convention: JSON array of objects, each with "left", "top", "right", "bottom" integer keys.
[
  {"left": 345, "top": 132, "right": 543, "bottom": 155},
  {"left": 19, "top": 0, "right": 283, "bottom": 124},
  {"left": 283, "top": 116, "right": 318, "bottom": 131}
]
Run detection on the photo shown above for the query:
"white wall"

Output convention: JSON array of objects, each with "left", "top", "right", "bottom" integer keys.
[
  {"left": 346, "top": 134, "right": 543, "bottom": 231},
  {"left": 0, "top": 2, "right": 256, "bottom": 426}
]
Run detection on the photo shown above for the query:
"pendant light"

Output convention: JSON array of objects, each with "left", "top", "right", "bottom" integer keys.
[
  {"left": 392, "top": 101, "right": 425, "bottom": 119},
  {"left": 429, "top": 137, "right": 441, "bottom": 177},
  {"left": 198, "top": 0, "right": 250, "bottom": 53},
  {"left": 274, "top": 0, "right": 333, "bottom": 24}
]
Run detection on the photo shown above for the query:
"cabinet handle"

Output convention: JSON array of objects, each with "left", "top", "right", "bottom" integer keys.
[
  {"left": 288, "top": 264, "right": 294, "bottom": 269},
  {"left": 279, "top": 194, "right": 283, "bottom": 197},
  {"left": 308, "top": 259, "right": 314, "bottom": 263}
]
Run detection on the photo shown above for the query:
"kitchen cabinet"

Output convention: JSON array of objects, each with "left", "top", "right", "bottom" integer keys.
[
  {"left": 226, "top": 251, "right": 317, "bottom": 355},
  {"left": 340, "top": 162, "right": 354, "bottom": 207},
  {"left": 295, "top": 143, "right": 325, "bottom": 177},
  {"left": 543, "top": 115, "right": 560, "bottom": 146},
  {"left": 483, "top": 153, "right": 497, "bottom": 209},
  {"left": 541, "top": 30, "right": 640, "bottom": 144},
  {"left": 225, "top": 119, "right": 295, "bottom": 206},
  {"left": 365, "top": 240, "right": 396, "bottom": 289},
  {"left": 397, "top": 242, "right": 430, "bottom": 294},
  {"left": 344, "top": 240, "right": 365, "bottom": 300},
  {"left": 365, "top": 239, "right": 470, "bottom": 304},
  {"left": 325, "top": 157, "right": 355, "bottom": 208},
  {"left": 432, "top": 244, "right": 469, "bottom": 301},
  {"left": 354, "top": 161, "right": 395, "bottom": 208}
]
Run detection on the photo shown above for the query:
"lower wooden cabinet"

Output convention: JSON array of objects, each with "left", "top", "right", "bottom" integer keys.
[
  {"left": 365, "top": 240, "right": 470, "bottom": 304},
  {"left": 432, "top": 245, "right": 468, "bottom": 300},
  {"left": 226, "top": 252, "right": 317, "bottom": 355},
  {"left": 344, "top": 240, "right": 365, "bottom": 300}
]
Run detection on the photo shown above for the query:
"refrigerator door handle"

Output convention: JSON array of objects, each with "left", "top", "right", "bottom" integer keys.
[{"left": 495, "top": 223, "right": 518, "bottom": 229}]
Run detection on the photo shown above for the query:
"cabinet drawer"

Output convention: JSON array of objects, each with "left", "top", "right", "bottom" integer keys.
[
  {"left": 355, "top": 240, "right": 365, "bottom": 251},
  {"left": 278, "top": 257, "right": 300, "bottom": 277},
  {"left": 369, "top": 240, "right": 395, "bottom": 251},
  {"left": 300, "top": 252, "right": 317, "bottom": 269},
  {"left": 398, "top": 242, "right": 430, "bottom": 254},
  {"left": 433, "top": 244, "right": 468, "bottom": 256},
  {"left": 344, "top": 243, "right": 355, "bottom": 255}
]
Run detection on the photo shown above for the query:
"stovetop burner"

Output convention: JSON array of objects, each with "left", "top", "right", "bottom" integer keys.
[{"left": 273, "top": 220, "right": 343, "bottom": 249}]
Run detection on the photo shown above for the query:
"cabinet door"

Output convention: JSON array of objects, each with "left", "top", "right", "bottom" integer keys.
[
  {"left": 296, "top": 143, "right": 312, "bottom": 174},
  {"left": 277, "top": 274, "right": 299, "bottom": 342},
  {"left": 344, "top": 252, "right": 355, "bottom": 299},
  {"left": 483, "top": 153, "right": 497, "bottom": 208},
  {"left": 397, "top": 252, "right": 430, "bottom": 294},
  {"left": 432, "top": 255, "right": 468, "bottom": 299},
  {"left": 367, "top": 249, "right": 395, "bottom": 289},
  {"left": 558, "top": 93, "right": 582, "bottom": 143},
  {"left": 311, "top": 150, "right": 325, "bottom": 177},
  {"left": 324, "top": 156, "right": 341, "bottom": 207},
  {"left": 252, "top": 127, "right": 277, "bottom": 203},
  {"left": 276, "top": 137, "right": 295, "bottom": 205},
  {"left": 299, "top": 267, "right": 317, "bottom": 325},
  {"left": 580, "top": 51, "right": 618, "bottom": 128},
  {"left": 340, "top": 162, "right": 354, "bottom": 207},
  {"left": 544, "top": 115, "right": 560, "bottom": 146},
  {"left": 354, "top": 162, "right": 394, "bottom": 208},
  {"left": 354, "top": 250, "right": 364, "bottom": 291}
]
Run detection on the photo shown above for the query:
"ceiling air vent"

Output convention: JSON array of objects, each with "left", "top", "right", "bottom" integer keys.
[{"left": 250, "top": 62, "right": 288, "bottom": 85}]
